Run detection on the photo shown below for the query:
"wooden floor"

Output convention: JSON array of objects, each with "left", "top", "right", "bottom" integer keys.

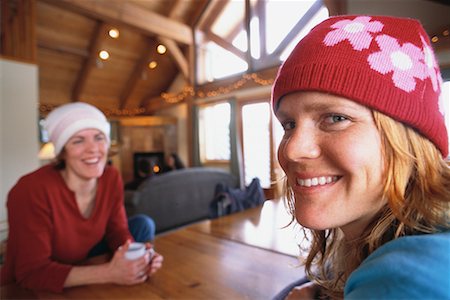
[{"left": 1, "top": 199, "right": 306, "bottom": 299}]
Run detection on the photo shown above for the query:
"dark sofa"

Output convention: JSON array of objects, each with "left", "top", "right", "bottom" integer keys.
[{"left": 124, "top": 167, "right": 238, "bottom": 233}]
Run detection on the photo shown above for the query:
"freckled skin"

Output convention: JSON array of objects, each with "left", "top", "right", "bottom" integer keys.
[{"left": 276, "top": 91, "right": 386, "bottom": 239}]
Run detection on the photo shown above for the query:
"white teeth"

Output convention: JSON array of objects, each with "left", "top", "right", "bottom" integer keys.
[
  {"left": 84, "top": 158, "right": 99, "bottom": 164},
  {"left": 319, "top": 177, "right": 326, "bottom": 185},
  {"left": 297, "top": 176, "right": 338, "bottom": 187}
]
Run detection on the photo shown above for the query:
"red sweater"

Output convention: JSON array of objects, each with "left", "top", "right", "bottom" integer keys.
[{"left": 1, "top": 164, "right": 132, "bottom": 292}]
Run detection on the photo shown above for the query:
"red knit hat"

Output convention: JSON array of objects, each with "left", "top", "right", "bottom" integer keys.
[{"left": 272, "top": 15, "right": 448, "bottom": 157}]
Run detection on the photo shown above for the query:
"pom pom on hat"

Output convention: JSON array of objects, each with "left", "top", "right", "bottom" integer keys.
[
  {"left": 272, "top": 15, "right": 448, "bottom": 157},
  {"left": 44, "top": 102, "right": 110, "bottom": 156}
]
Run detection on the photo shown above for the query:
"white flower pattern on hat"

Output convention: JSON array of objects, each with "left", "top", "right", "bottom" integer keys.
[
  {"left": 323, "top": 17, "right": 440, "bottom": 93},
  {"left": 323, "top": 16, "right": 383, "bottom": 51},
  {"left": 368, "top": 34, "right": 426, "bottom": 92}
]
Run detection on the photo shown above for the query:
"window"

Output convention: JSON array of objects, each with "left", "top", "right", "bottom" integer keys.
[
  {"left": 198, "top": 102, "right": 231, "bottom": 163},
  {"left": 242, "top": 102, "right": 271, "bottom": 188},
  {"left": 196, "top": 0, "right": 329, "bottom": 83}
]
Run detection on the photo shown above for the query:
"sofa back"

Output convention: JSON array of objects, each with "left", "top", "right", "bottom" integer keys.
[{"left": 125, "top": 167, "right": 237, "bottom": 233}]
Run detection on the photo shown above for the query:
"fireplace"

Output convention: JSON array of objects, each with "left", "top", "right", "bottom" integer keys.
[{"left": 133, "top": 152, "right": 165, "bottom": 179}]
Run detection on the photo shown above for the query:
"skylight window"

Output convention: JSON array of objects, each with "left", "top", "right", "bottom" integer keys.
[{"left": 195, "top": 0, "right": 329, "bottom": 84}]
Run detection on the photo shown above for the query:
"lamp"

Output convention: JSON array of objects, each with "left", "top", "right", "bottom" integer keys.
[{"left": 38, "top": 142, "right": 55, "bottom": 160}]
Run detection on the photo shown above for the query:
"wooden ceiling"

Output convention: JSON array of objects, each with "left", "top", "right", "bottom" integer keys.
[
  {"left": 3, "top": 0, "right": 449, "bottom": 118},
  {"left": 35, "top": 0, "right": 209, "bottom": 116}
]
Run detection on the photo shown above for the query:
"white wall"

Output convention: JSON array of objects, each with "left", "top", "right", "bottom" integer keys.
[{"left": 0, "top": 58, "right": 40, "bottom": 241}]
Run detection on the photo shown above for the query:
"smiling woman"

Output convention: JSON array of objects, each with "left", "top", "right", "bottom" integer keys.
[
  {"left": 272, "top": 15, "right": 450, "bottom": 300},
  {"left": 1, "top": 102, "right": 163, "bottom": 293}
]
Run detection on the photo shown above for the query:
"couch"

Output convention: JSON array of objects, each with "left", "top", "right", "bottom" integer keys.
[{"left": 124, "top": 167, "right": 238, "bottom": 233}]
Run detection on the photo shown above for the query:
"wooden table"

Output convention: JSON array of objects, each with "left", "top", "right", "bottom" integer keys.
[
  {"left": 188, "top": 199, "right": 303, "bottom": 257},
  {"left": 1, "top": 200, "right": 306, "bottom": 299}
]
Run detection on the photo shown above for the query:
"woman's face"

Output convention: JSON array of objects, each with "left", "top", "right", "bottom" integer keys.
[
  {"left": 62, "top": 129, "right": 108, "bottom": 181},
  {"left": 276, "top": 92, "right": 386, "bottom": 239}
]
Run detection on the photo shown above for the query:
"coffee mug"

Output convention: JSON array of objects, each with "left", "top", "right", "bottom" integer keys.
[{"left": 125, "top": 242, "right": 146, "bottom": 260}]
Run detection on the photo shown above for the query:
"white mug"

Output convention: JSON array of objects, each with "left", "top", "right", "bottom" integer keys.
[{"left": 124, "top": 242, "right": 146, "bottom": 260}]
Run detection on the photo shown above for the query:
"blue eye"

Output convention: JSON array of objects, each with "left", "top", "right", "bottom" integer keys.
[
  {"left": 282, "top": 121, "right": 295, "bottom": 131},
  {"left": 325, "top": 114, "right": 348, "bottom": 124}
]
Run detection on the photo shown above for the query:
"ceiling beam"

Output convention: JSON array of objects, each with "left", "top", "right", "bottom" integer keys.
[
  {"left": 143, "top": 66, "right": 279, "bottom": 114},
  {"left": 196, "top": 0, "right": 228, "bottom": 31},
  {"left": 38, "top": 40, "right": 89, "bottom": 57},
  {"left": 206, "top": 31, "right": 247, "bottom": 61},
  {"left": 119, "top": 39, "right": 157, "bottom": 109},
  {"left": 255, "top": 0, "right": 267, "bottom": 58},
  {"left": 48, "top": 0, "right": 193, "bottom": 45},
  {"left": 270, "top": 0, "right": 323, "bottom": 59},
  {"left": 323, "top": 0, "right": 347, "bottom": 15},
  {"left": 71, "top": 21, "right": 107, "bottom": 102},
  {"left": 158, "top": 37, "right": 189, "bottom": 80}
]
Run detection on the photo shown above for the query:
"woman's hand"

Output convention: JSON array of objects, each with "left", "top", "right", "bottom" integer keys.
[
  {"left": 286, "top": 282, "right": 320, "bottom": 300},
  {"left": 145, "top": 242, "right": 164, "bottom": 276},
  {"left": 107, "top": 241, "right": 151, "bottom": 285}
]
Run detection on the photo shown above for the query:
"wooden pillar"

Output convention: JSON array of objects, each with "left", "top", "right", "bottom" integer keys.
[{"left": 0, "top": 0, "right": 37, "bottom": 63}]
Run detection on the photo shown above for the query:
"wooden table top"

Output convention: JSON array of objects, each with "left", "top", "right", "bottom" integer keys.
[
  {"left": 1, "top": 200, "right": 306, "bottom": 299},
  {"left": 188, "top": 199, "right": 304, "bottom": 257}
]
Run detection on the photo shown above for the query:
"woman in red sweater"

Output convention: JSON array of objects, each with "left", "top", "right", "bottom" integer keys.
[{"left": 1, "top": 102, "right": 163, "bottom": 292}]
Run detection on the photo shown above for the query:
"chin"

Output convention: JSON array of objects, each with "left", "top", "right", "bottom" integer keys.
[{"left": 295, "top": 213, "right": 333, "bottom": 231}]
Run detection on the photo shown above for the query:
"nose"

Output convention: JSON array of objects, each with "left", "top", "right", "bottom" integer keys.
[
  {"left": 279, "top": 123, "right": 321, "bottom": 162},
  {"left": 85, "top": 138, "right": 99, "bottom": 152}
]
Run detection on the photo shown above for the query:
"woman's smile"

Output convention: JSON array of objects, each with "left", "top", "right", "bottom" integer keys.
[{"left": 276, "top": 91, "right": 386, "bottom": 238}]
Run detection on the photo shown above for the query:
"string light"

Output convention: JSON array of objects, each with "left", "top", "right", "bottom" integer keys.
[
  {"left": 39, "top": 104, "right": 147, "bottom": 117},
  {"left": 39, "top": 73, "right": 274, "bottom": 116},
  {"left": 161, "top": 72, "right": 274, "bottom": 103},
  {"left": 431, "top": 27, "right": 449, "bottom": 44}
]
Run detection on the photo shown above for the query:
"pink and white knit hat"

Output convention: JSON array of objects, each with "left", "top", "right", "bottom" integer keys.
[
  {"left": 272, "top": 15, "right": 448, "bottom": 157},
  {"left": 44, "top": 102, "right": 110, "bottom": 155}
]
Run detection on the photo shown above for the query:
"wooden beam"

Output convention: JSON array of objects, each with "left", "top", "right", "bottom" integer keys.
[
  {"left": 1, "top": 0, "right": 37, "bottom": 63},
  {"left": 143, "top": 67, "right": 279, "bottom": 114},
  {"left": 323, "top": 0, "right": 347, "bottom": 16},
  {"left": 119, "top": 116, "right": 177, "bottom": 127},
  {"left": 255, "top": 0, "right": 267, "bottom": 58},
  {"left": 38, "top": 40, "right": 89, "bottom": 57},
  {"left": 244, "top": 0, "right": 252, "bottom": 70},
  {"left": 119, "top": 39, "right": 157, "bottom": 109},
  {"left": 158, "top": 37, "right": 189, "bottom": 80},
  {"left": 48, "top": 0, "right": 193, "bottom": 45},
  {"left": 206, "top": 31, "right": 247, "bottom": 61},
  {"left": 71, "top": 21, "right": 107, "bottom": 102},
  {"left": 270, "top": 0, "right": 323, "bottom": 58},
  {"left": 196, "top": 0, "right": 228, "bottom": 31}
]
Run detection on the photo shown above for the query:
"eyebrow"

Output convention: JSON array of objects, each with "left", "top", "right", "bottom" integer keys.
[{"left": 276, "top": 98, "right": 367, "bottom": 118}]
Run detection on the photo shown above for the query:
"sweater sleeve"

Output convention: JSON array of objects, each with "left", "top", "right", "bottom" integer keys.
[
  {"left": 7, "top": 178, "right": 72, "bottom": 293},
  {"left": 103, "top": 167, "right": 133, "bottom": 251},
  {"left": 344, "top": 231, "right": 450, "bottom": 300}
]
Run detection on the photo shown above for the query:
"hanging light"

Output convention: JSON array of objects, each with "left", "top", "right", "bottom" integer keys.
[{"left": 148, "top": 61, "right": 158, "bottom": 69}]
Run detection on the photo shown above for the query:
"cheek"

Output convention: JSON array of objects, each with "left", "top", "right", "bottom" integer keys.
[
  {"left": 277, "top": 140, "right": 288, "bottom": 170},
  {"left": 336, "top": 130, "right": 384, "bottom": 185}
]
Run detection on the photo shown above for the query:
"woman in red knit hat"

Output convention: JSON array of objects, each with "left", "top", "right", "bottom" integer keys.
[
  {"left": 1, "top": 102, "right": 163, "bottom": 292},
  {"left": 272, "top": 15, "right": 449, "bottom": 299}
]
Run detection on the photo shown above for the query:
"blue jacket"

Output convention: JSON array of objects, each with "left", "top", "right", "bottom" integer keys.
[{"left": 345, "top": 231, "right": 450, "bottom": 299}]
